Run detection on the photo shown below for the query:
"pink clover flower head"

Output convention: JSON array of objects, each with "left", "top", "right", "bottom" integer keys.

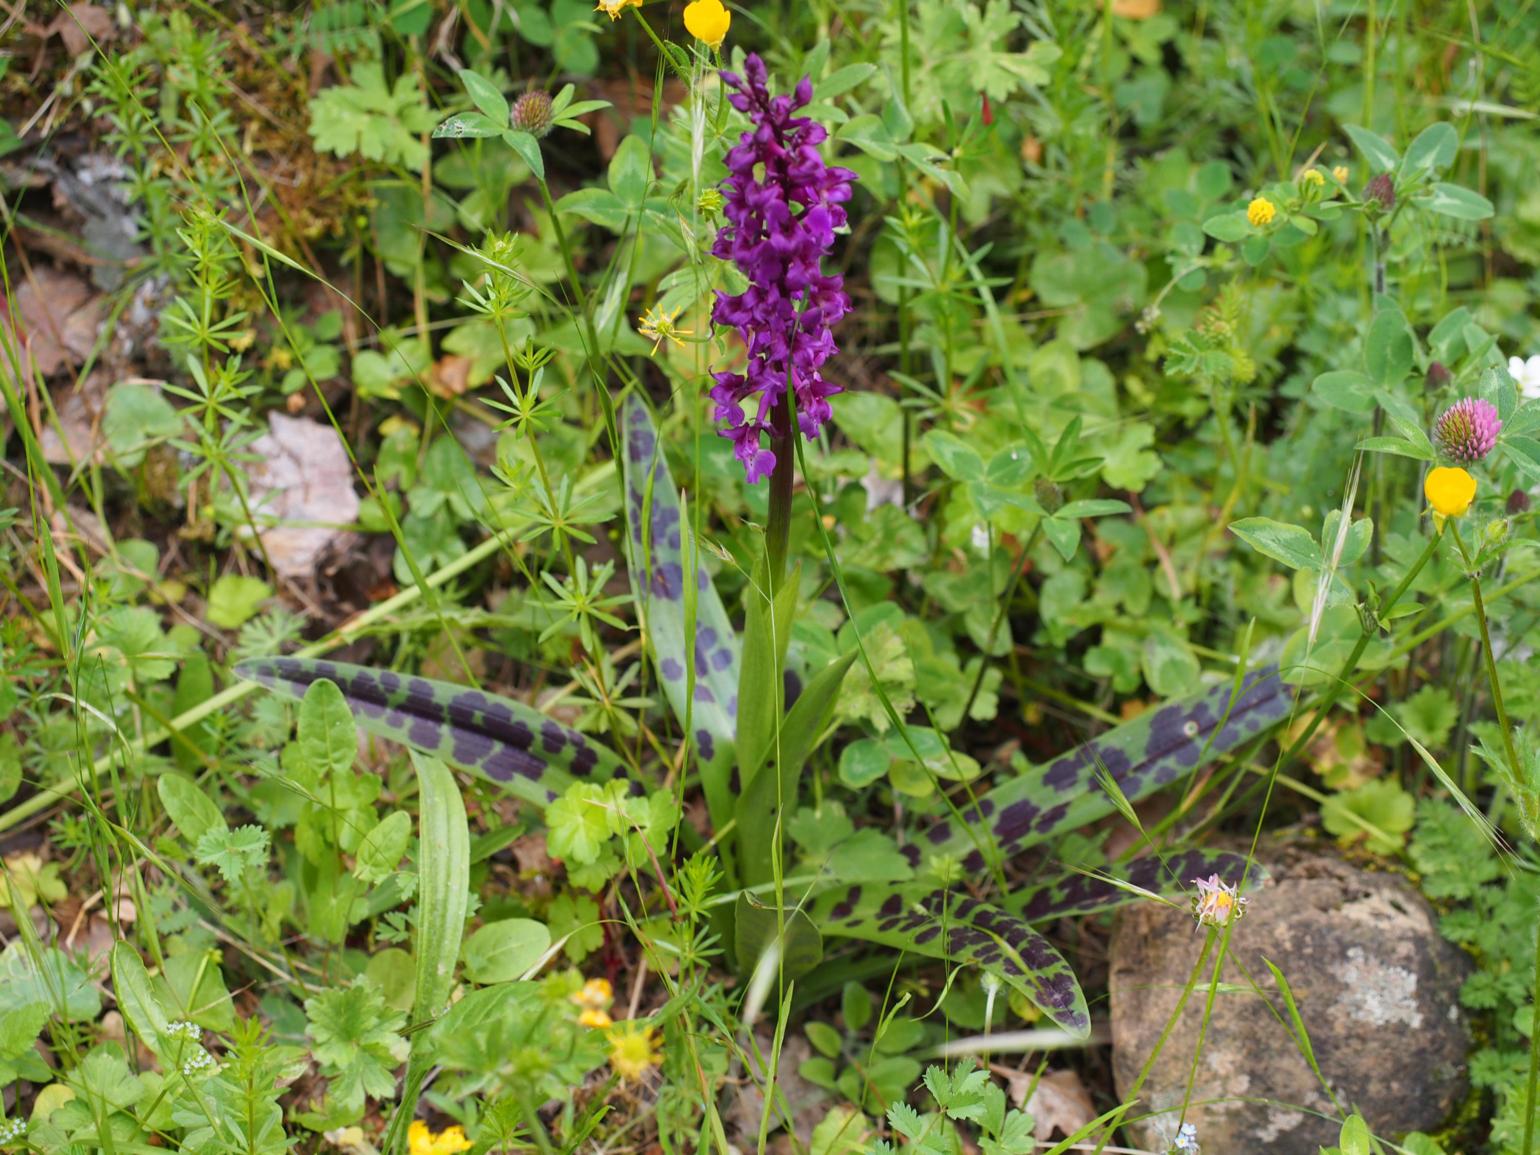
[{"left": 1434, "top": 397, "right": 1501, "bottom": 464}]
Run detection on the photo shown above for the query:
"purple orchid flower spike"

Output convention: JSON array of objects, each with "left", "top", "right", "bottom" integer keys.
[{"left": 709, "top": 54, "right": 857, "bottom": 483}]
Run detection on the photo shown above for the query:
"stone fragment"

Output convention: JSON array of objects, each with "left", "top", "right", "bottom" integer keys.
[{"left": 1110, "top": 845, "right": 1469, "bottom": 1154}]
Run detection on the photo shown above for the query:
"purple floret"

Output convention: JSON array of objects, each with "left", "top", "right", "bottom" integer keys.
[
  {"left": 1434, "top": 396, "right": 1501, "bottom": 464},
  {"left": 708, "top": 54, "right": 857, "bottom": 482}
]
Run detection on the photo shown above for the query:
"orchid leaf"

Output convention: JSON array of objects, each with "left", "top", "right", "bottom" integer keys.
[
  {"left": 620, "top": 398, "right": 741, "bottom": 821},
  {"left": 1006, "top": 849, "right": 1262, "bottom": 922},
  {"left": 919, "top": 667, "right": 1289, "bottom": 871},
  {"left": 814, "top": 886, "right": 1089, "bottom": 1037},
  {"left": 234, "top": 657, "right": 625, "bottom": 808}
]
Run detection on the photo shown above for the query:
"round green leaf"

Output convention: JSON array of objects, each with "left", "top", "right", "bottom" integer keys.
[{"left": 462, "top": 919, "right": 552, "bottom": 985}]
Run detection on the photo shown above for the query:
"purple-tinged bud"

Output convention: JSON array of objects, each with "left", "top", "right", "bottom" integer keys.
[
  {"left": 1034, "top": 479, "right": 1064, "bottom": 514},
  {"left": 1508, "top": 489, "right": 1532, "bottom": 515},
  {"left": 1434, "top": 397, "right": 1501, "bottom": 464},
  {"left": 1364, "top": 172, "right": 1396, "bottom": 210},
  {"left": 511, "top": 91, "right": 554, "bottom": 138},
  {"left": 1426, "top": 361, "right": 1451, "bottom": 390}
]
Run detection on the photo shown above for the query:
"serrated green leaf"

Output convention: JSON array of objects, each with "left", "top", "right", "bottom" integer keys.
[
  {"left": 354, "top": 810, "right": 412, "bottom": 883},
  {"left": 1229, "top": 517, "right": 1322, "bottom": 571}
]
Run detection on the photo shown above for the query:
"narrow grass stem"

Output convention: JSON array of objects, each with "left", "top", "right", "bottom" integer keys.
[
  {"left": 960, "top": 524, "right": 1044, "bottom": 721},
  {"left": 1274, "top": 528, "right": 1440, "bottom": 777},
  {"left": 1095, "top": 931, "right": 1216, "bottom": 1155},
  {"left": 1527, "top": 916, "right": 1540, "bottom": 1155},
  {"left": 1449, "top": 522, "right": 1523, "bottom": 782},
  {"left": 1450, "top": 519, "right": 1537, "bottom": 1155}
]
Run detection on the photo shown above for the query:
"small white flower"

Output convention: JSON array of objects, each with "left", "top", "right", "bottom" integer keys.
[
  {"left": 0, "top": 1117, "right": 26, "bottom": 1144},
  {"left": 165, "top": 1020, "right": 203, "bottom": 1041},
  {"left": 1509, "top": 354, "right": 1540, "bottom": 400},
  {"left": 180, "top": 1048, "right": 216, "bottom": 1076},
  {"left": 1172, "top": 1121, "right": 1200, "bottom": 1154},
  {"left": 971, "top": 524, "right": 992, "bottom": 553},
  {"left": 1191, "top": 873, "right": 1249, "bottom": 928}
]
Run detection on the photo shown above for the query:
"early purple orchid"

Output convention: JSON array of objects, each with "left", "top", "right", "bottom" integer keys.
[{"left": 708, "top": 54, "right": 856, "bottom": 483}]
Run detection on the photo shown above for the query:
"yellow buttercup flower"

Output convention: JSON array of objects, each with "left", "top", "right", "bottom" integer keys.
[
  {"left": 1331, "top": 165, "right": 1350, "bottom": 183},
  {"left": 1246, "top": 197, "right": 1276, "bottom": 227},
  {"left": 607, "top": 1020, "right": 662, "bottom": 1080},
  {"left": 1299, "top": 167, "right": 1324, "bottom": 187},
  {"left": 579, "top": 1008, "right": 614, "bottom": 1029},
  {"left": 683, "top": 0, "right": 731, "bottom": 48},
  {"left": 572, "top": 977, "right": 614, "bottom": 1010},
  {"left": 594, "top": 0, "right": 641, "bottom": 20},
  {"left": 1424, "top": 466, "right": 1476, "bottom": 519},
  {"left": 408, "top": 1121, "right": 473, "bottom": 1155}
]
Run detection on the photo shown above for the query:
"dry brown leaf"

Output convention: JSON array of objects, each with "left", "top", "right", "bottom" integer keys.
[
  {"left": 1024, "top": 1069, "right": 1098, "bottom": 1142},
  {"left": 244, "top": 413, "right": 361, "bottom": 578},
  {"left": 38, "top": 371, "right": 110, "bottom": 465},
  {"left": 49, "top": 3, "right": 115, "bottom": 56},
  {"left": 1112, "top": 0, "right": 1161, "bottom": 17},
  {"left": 7, "top": 265, "right": 102, "bottom": 378},
  {"left": 427, "top": 353, "right": 473, "bottom": 399}
]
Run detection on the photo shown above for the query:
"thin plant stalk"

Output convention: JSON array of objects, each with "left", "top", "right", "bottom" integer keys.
[
  {"left": 1449, "top": 520, "right": 1534, "bottom": 1155},
  {"left": 1273, "top": 529, "right": 1441, "bottom": 777},
  {"left": 1092, "top": 931, "right": 1216, "bottom": 1155}
]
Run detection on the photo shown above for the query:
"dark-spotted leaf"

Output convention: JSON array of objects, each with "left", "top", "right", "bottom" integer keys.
[
  {"left": 1005, "top": 849, "right": 1261, "bottom": 922},
  {"left": 916, "top": 668, "right": 1290, "bottom": 871},
  {"left": 235, "top": 657, "right": 623, "bottom": 808},
  {"left": 620, "top": 399, "right": 740, "bottom": 819},
  {"left": 815, "top": 886, "right": 1089, "bottom": 1037}
]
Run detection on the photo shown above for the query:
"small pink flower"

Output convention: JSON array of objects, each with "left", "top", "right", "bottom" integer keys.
[
  {"left": 1191, "top": 873, "right": 1248, "bottom": 928},
  {"left": 1434, "top": 397, "right": 1501, "bottom": 464}
]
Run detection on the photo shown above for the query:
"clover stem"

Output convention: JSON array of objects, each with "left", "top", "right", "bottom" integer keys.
[{"left": 1449, "top": 521, "right": 1523, "bottom": 785}]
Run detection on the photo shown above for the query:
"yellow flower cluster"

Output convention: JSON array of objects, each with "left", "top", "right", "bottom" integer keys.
[
  {"left": 408, "top": 1121, "right": 472, "bottom": 1155},
  {"left": 572, "top": 976, "right": 614, "bottom": 1029},
  {"left": 1299, "top": 167, "right": 1324, "bottom": 187},
  {"left": 1332, "top": 164, "right": 1349, "bottom": 183},
  {"left": 1246, "top": 197, "right": 1276, "bottom": 227},
  {"left": 1425, "top": 466, "right": 1476, "bottom": 519},
  {"left": 569, "top": 976, "right": 663, "bottom": 1079}
]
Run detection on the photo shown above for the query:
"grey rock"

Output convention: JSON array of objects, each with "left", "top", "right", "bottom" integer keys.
[{"left": 1109, "top": 844, "right": 1469, "bottom": 1154}]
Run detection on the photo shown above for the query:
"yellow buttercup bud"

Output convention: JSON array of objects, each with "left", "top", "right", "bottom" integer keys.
[
  {"left": 684, "top": 0, "right": 731, "bottom": 49},
  {"left": 1424, "top": 466, "right": 1476, "bottom": 519}
]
